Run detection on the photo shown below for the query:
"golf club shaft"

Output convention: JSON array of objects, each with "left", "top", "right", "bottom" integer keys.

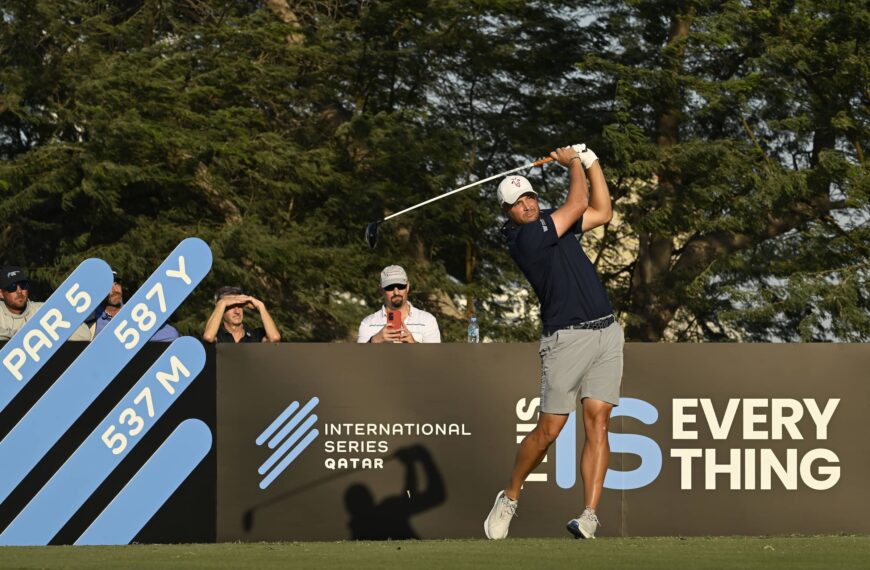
[{"left": 382, "top": 157, "right": 554, "bottom": 223}]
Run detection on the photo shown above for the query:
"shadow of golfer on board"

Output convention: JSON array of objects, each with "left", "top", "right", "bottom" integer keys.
[{"left": 344, "top": 444, "right": 445, "bottom": 540}]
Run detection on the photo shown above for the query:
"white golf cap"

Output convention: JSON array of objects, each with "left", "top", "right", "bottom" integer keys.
[
  {"left": 497, "top": 175, "right": 537, "bottom": 206},
  {"left": 380, "top": 265, "right": 408, "bottom": 288}
]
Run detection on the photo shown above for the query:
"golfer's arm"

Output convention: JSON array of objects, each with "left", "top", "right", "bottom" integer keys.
[
  {"left": 550, "top": 160, "right": 589, "bottom": 237},
  {"left": 258, "top": 305, "right": 281, "bottom": 342},
  {"left": 581, "top": 162, "right": 612, "bottom": 232},
  {"left": 202, "top": 303, "right": 226, "bottom": 343}
]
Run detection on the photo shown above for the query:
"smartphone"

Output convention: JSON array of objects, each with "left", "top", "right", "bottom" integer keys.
[{"left": 387, "top": 310, "right": 403, "bottom": 330}]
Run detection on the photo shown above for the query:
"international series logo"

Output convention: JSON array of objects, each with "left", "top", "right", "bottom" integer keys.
[
  {"left": 256, "top": 397, "right": 321, "bottom": 490},
  {"left": 254, "top": 401, "right": 473, "bottom": 489}
]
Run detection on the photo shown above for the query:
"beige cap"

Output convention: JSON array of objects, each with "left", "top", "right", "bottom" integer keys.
[{"left": 380, "top": 265, "right": 408, "bottom": 288}]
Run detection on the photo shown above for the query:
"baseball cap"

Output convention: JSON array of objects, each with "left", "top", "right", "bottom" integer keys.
[
  {"left": 497, "top": 175, "right": 537, "bottom": 206},
  {"left": 380, "top": 265, "right": 408, "bottom": 289},
  {"left": 0, "top": 266, "right": 27, "bottom": 289}
]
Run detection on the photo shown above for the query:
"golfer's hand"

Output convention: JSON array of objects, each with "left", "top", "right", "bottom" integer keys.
[
  {"left": 571, "top": 144, "right": 599, "bottom": 169},
  {"left": 551, "top": 146, "right": 581, "bottom": 168}
]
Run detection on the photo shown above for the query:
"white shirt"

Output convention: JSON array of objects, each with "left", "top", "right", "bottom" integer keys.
[
  {"left": 357, "top": 303, "right": 441, "bottom": 343},
  {"left": 0, "top": 301, "right": 91, "bottom": 341}
]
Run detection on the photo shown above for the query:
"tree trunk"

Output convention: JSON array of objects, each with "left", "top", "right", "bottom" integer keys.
[{"left": 625, "top": 8, "right": 693, "bottom": 341}]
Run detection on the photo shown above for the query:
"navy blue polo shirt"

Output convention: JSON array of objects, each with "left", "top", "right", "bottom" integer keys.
[{"left": 502, "top": 208, "right": 613, "bottom": 330}]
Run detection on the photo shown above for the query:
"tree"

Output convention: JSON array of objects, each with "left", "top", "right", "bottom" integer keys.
[
  {"left": 570, "top": 0, "right": 868, "bottom": 341},
  {"left": 2, "top": 0, "right": 865, "bottom": 343},
  {"left": 0, "top": 0, "right": 591, "bottom": 341}
]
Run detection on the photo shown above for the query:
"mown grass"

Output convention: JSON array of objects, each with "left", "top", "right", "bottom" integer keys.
[{"left": 1, "top": 536, "right": 868, "bottom": 569}]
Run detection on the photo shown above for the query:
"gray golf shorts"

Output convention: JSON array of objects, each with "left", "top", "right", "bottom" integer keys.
[{"left": 538, "top": 321, "right": 624, "bottom": 413}]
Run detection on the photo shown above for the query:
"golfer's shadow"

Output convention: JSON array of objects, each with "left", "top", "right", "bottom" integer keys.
[{"left": 344, "top": 444, "right": 445, "bottom": 540}]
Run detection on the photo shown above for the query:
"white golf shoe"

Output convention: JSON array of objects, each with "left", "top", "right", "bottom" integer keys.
[
  {"left": 566, "top": 507, "right": 599, "bottom": 539},
  {"left": 483, "top": 490, "right": 518, "bottom": 539}
]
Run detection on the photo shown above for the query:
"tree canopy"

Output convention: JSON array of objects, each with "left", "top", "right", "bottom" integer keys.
[{"left": 1, "top": 0, "right": 866, "bottom": 342}]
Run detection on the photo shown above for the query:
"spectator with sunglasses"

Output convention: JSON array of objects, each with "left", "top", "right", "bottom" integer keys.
[
  {"left": 358, "top": 265, "right": 440, "bottom": 343},
  {"left": 202, "top": 286, "right": 281, "bottom": 343},
  {"left": 0, "top": 266, "right": 91, "bottom": 341},
  {"left": 86, "top": 270, "right": 180, "bottom": 342}
]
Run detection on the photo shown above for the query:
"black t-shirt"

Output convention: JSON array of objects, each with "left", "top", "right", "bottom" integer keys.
[
  {"left": 502, "top": 209, "right": 613, "bottom": 329},
  {"left": 216, "top": 325, "right": 267, "bottom": 343}
]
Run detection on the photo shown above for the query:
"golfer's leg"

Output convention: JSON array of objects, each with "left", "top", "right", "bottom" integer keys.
[
  {"left": 580, "top": 398, "right": 613, "bottom": 509},
  {"left": 505, "top": 412, "right": 568, "bottom": 500}
]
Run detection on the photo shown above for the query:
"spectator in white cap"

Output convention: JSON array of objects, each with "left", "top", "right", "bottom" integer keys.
[
  {"left": 357, "top": 265, "right": 440, "bottom": 343},
  {"left": 0, "top": 265, "right": 91, "bottom": 341}
]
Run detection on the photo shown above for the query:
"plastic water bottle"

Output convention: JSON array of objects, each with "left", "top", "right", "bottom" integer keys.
[{"left": 467, "top": 316, "right": 480, "bottom": 343}]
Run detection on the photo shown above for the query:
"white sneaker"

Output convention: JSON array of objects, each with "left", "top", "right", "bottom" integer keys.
[
  {"left": 484, "top": 490, "right": 518, "bottom": 539},
  {"left": 566, "top": 507, "right": 599, "bottom": 539}
]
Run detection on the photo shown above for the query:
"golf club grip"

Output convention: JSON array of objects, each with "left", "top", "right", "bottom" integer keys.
[{"left": 531, "top": 156, "right": 555, "bottom": 167}]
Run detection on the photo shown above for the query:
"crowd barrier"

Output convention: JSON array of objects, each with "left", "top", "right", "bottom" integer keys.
[{"left": 1, "top": 342, "right": 867, "bottom": 544}]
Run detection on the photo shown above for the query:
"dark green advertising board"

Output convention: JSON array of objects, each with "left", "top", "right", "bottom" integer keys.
[{"left": 216, "top": 343, "right": 870, "bottom": 540}]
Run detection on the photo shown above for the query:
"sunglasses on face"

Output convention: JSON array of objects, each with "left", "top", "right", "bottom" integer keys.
[
  {"left": 383, "top": 284, "right": 407, "bottom": 292},
  {"left": 1, "top": 281, "right": 28, "bottom": 293}
]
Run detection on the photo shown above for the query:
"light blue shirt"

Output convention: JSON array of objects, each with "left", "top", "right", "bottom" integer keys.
[{"left": 91, "top": 304, "right": 180, "bottom": 342}]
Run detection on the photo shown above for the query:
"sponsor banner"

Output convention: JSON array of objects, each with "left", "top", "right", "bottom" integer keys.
[
  {"left": 0, "top": 238, "right": 212, "bottom": 505},
  {"left": 216, "top": 343, "right": 870, "bottom": 540},
  {"left": 0, "top": 342, "right": 216, "bottom": 545},
  {"left": 0, "top": 338, "right": 207, "bottom": 545},
  {"left": 0, "top": 240, "right": 216, "bottom": 545},
  {"left": 76, "top": 418, "right": 213, "bottom": 546}
]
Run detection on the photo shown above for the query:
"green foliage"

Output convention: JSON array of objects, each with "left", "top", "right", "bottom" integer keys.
[
  {"left": 0, "top": 0, "right": 586, "bottom": 341},
  {"left": 572, "top": 0, "right": 869, "bottom": 341},
  {"left": 0, "top": 0, "right": 866, "bottom": 342}
]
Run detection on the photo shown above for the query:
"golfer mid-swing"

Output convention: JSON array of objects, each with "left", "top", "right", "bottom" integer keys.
[{"left": 484, "top": 144, "right": 624, "bottom": 540}]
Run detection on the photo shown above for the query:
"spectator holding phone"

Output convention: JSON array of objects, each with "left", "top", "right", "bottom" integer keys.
[
  {"left": 202, "top": 286, "right": 281, "bottom": 343},
  {"left": 358, "top": 265, "right": 440, "bottom": 344}
]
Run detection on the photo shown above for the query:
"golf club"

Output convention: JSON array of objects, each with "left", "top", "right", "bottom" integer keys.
[{"left": 364, "top": 156, "right": 555, "bottom": 249}]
